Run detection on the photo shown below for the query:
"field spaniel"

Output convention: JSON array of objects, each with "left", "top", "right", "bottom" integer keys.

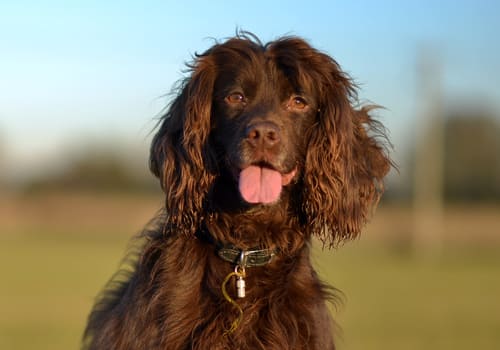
[{"left": 83, "top": 32, "right": 391, "bottom": 349}]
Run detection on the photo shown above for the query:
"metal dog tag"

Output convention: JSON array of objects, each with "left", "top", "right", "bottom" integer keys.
[{"left": 236, "top": 275, "right": 246, "bottom": 298}]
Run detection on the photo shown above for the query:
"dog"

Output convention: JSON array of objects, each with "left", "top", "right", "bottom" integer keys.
[{"left": 83, "top": 32, "right": 391, "bottom": 349}]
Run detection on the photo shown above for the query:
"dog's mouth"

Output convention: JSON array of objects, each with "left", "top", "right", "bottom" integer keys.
[{"left": 238, "top": 163, "right": 297, "bottom": 204}]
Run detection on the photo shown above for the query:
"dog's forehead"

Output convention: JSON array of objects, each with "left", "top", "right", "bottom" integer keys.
[{"left": 210, "top": 42, "right": 312, "bottom": 96}]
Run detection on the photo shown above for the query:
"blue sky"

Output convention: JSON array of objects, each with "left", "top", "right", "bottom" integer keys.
[{"left": 1, "top": 0, "right": 499, "bottom": 179}]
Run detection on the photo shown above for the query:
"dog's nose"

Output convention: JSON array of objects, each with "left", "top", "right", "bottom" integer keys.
[{"left": 245, "top": 122, "right": 281, "bottom": 148}]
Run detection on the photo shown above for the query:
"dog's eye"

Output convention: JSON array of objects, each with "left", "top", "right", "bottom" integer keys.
[
  {"left": 226, "top": 92, "right": 246, "bottom": 105},
  {"left": 289, "top": 96, "right": 308, "bottom": 111}
]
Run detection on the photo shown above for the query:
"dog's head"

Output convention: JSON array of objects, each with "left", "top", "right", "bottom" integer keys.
[{"left": 150, "top": 33, "right": 391, "bottom": 246}]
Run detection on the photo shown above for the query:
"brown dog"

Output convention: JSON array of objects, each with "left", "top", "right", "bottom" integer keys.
[{"left": 83, "top": 32, "right": 391, "bottom": 350}]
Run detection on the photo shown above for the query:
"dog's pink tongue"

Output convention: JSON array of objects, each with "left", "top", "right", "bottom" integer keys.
[{"left": 239, "top": 166, "right": 282, "bottom": 204}]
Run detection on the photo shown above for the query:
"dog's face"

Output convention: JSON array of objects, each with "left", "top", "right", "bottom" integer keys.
[
  {"left": 150, "top": 33, "right": 391, "bottom": 244},
  {"left": 210, "top": 47, "right": 319, "bottom": 205}
]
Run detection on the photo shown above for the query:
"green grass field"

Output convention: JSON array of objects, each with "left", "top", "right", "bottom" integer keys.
[{"left": 1, "top": 194, "right": 499, "bottom": 349}]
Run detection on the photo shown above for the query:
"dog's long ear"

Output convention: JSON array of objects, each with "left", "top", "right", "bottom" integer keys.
[
  {"left": 302, "top": 54, "right": 392, "bottom": 247},
  {"left": 150, "top": 54, "right": 216, "bottom": 234}
]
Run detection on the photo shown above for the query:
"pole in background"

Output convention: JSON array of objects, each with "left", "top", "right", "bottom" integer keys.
[{"left": 413, "top": 46, "right": 445, "bottom": 258}]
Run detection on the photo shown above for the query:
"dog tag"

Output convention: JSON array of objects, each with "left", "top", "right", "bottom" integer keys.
[{"left": 236, "top": 275, "right": 246, "bottom": 298}]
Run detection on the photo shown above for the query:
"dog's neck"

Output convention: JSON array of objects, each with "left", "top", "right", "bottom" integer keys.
[{"left": 202, "top": 204, "right": 307, "bottom": 256}]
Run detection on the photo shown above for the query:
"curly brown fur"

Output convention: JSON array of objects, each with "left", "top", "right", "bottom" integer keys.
[{"left": 83, "top": 32, "right": 392, "bottom": 350}]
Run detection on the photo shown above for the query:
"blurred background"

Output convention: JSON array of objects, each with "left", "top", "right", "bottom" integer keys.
[{"left": 1, "top": 1, "right": 499, "bottom": 349}]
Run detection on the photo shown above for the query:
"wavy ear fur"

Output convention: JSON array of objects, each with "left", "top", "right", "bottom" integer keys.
[
  {"left": 302, "top": 53, "right": 391, "bottom": 247},
  {"left": 150, "top": 54, "right": 217, "bottom": 234}
]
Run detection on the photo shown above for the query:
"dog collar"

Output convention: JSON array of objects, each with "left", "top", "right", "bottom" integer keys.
[
  {"left": 217, "top": 245, "right": 276, "bottom": 268},
  {"left": 196, "top": 225, "right": 276, "bottom": 268}
]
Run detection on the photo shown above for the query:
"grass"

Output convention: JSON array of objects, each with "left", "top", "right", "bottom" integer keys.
[
  {"left": 315, "top": 244, "right": 500, "bottom": 349},
  {"left": 1, "top": 194, "right": 499, "bottom": 349},
  {"left": 0, "top": 232, "right": 129, "bottom": 350}
]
